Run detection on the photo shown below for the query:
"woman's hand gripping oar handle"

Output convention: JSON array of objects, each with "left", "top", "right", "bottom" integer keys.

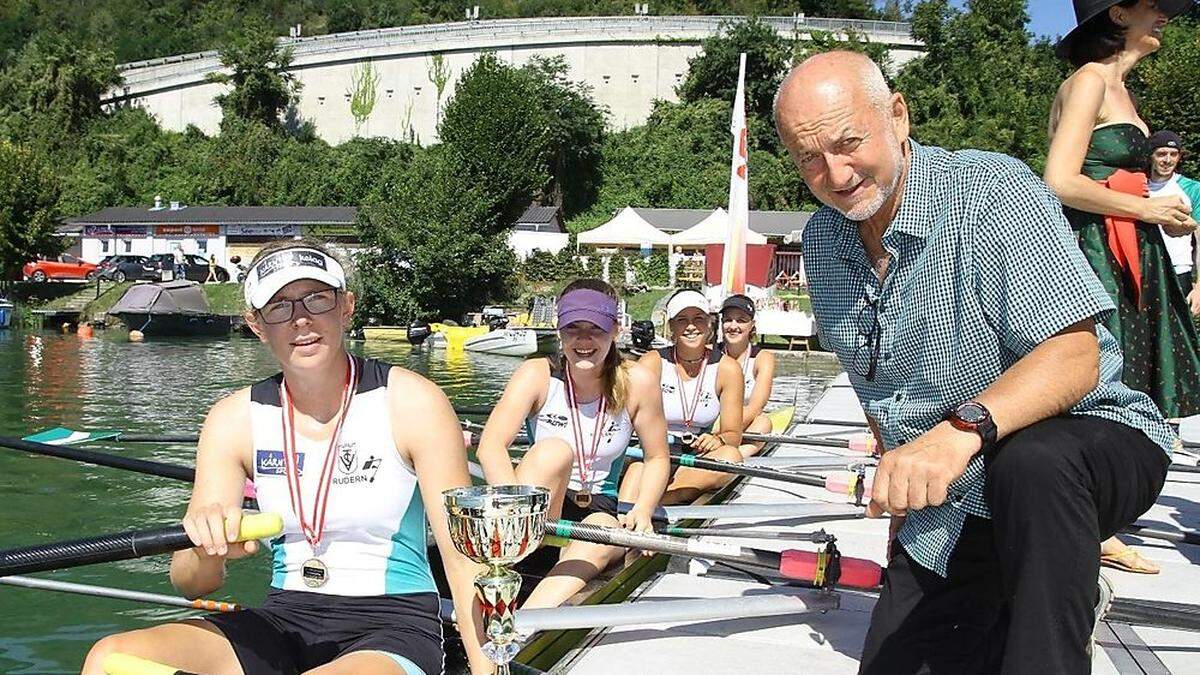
[{"left": 0, "top": 513, "right": 283, "bottom": 576}]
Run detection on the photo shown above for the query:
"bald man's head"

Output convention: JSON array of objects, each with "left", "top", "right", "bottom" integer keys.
[{"left": 773, "top": 51, "right": 909, "bottom": 222}]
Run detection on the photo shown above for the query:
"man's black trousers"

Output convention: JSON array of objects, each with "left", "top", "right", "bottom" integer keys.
[{"left": 859, "top": 416, "right": 1170, "bottom": 674}]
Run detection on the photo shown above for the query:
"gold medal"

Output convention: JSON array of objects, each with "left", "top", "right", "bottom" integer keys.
[
  {"left": 301, "top": 557, "right": 328, "bottom": 588},
  {"left": 573, "top": 491, "right": 593, "bottom": 509}
]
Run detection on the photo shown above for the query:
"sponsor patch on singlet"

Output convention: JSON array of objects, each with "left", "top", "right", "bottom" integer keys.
[{"left": 256, "top": 449, "right": 303, "bottom": 476}]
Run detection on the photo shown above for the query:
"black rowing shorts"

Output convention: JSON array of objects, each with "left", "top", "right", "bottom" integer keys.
[
  {"left": 205, "top": 588, "right": 443, "bottom": 674},
  {"left": 560, "top": 491, "right": 620, "bottom": 524}
]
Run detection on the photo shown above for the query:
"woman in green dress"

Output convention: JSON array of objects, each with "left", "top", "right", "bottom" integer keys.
[{"left": 1046, "top": 0, "right": 1199, "bottom": 575}]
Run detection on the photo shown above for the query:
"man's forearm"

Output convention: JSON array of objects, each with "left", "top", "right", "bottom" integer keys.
[{"left": 974, "top": 321, "right": 1100, "bottom": 442}]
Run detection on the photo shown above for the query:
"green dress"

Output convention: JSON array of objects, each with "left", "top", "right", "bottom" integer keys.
[{"left": 1064, "top": 123, "right": 1200, "bottom": 417}]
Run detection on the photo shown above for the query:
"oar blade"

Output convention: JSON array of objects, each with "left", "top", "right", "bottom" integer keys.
[{"left": 23, "top": 427, "right": 121, "bottom": 445}]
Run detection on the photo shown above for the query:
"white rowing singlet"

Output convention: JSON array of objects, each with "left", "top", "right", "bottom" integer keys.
[
  {"left": 658, "top": 347, "right": 722, "bottom": 435},
  {"left": 722, "top": 343, "right": 761, "bottom": 400},
  {"left": 529, "top": 362, "right": 633, "bottom": 497},
  {"left": 249, "top": 356, "right": 435, "bottom": 597}
]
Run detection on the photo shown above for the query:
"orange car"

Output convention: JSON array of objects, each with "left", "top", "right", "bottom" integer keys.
[{"left": 22, "top": 255, "right": 98, "bottom": 282}]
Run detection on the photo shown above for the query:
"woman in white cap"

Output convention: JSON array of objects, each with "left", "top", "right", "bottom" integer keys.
[
  {"left": 620, "top": 288, "right": 745, "bottom": 505},
  {"left": 85, "top": 239, "right": 492, "bottom": 675},
  {"left": 475, "top": 278, "right": 670, "bottom": 609},
  {"left": 718, "top": 294, "right": 777, "bottom": 459}
]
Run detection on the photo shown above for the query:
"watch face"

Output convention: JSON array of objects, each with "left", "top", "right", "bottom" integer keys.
[{"left": 957, "top": 402, "right": 988, "bottom": 424}]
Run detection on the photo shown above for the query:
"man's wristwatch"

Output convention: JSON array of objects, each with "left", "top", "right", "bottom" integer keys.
[{"left": 945, "top": 401, "right": 997, "bottom": 450}]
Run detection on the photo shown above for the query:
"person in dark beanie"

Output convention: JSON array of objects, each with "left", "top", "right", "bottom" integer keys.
[{"left": 1147, "top": 130, "right": 1200, "bottom": 313}]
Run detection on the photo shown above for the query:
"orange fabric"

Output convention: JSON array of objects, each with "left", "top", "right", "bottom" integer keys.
[{"left": 1099, "top": 169, "right": 1147, "bottom": 309}]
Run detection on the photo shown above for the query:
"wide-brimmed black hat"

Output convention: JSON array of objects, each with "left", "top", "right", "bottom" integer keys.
[{"left": 1055, "top": 0, "right": 1195, "bottom": 60}]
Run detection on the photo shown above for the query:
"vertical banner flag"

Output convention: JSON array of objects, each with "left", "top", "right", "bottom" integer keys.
[{"left": 722, "top": 52, "right": 749, "bottom": 295}]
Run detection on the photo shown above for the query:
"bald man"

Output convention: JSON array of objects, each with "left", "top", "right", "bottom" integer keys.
[{"left": 776, "top": 51, "right": 1174, "bottom": 673}]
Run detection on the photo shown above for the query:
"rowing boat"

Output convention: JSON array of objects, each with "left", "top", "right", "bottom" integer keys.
[{"left": 510, "top": 406, "right": 796, "bottom": 671}]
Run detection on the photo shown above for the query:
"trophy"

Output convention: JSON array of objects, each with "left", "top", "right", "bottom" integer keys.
[{"left": 444, "top": 484, "right": 549, "bottom": 674}]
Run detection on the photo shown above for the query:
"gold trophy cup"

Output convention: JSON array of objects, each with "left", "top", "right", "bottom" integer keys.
[{"left": 444, "top": 484, "right": 549, "bottom": 674}]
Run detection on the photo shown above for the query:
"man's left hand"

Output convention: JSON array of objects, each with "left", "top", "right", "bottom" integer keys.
[
  {"left": 865, "top": 421, "right": 981, "bottom": 518},
  {"left": 1187, "top": 283, "right": 1200, "bottom": 317}
]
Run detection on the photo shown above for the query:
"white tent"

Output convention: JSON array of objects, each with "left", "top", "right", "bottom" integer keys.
[
  {"left": 670, "top": 208, "right": 767, "bottom": 247},
  {"left": 578, "top": 207, "right": 672, "bottom": 248}
]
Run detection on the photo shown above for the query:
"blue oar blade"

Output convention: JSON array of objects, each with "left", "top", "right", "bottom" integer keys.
[{"left": 22, "top": 427, "right": 121, "bottom": 445}]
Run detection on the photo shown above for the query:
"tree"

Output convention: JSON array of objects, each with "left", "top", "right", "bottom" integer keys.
[
  {"left": 521, "top": 56, "right": 606, "bottom": 217},
  {"left": 438, "top": 53, "right": 551, "bottom": 230},
  {"left": 206, "top": 17, "right": 301, "bottom": 132},
  {"left": 0, "top": 141, "right": 61, "bottom": 281},
  {"left": 894, "top": 0, "right": 1068, "bottom": 172},
  {"left": 0, "top": 34, "right": 119, "bottom": 140},
  {"left": 678, "top": 18, "right": 792, "bottom": 127}
]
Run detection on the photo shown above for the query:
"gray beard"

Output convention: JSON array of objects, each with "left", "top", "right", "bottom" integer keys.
[{"left": 836, "top": 143, "right": 906, "bottom": 222}]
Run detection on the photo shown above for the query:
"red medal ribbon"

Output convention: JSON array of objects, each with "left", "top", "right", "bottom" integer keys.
[
  {"left": 564, "top": 367, "right": 607, "bottom": 496},
  {"left": 280, "top": 354, "right": 358, "bottom": 550},
  {"left": 674, "top": 347, "right": 710, "bottom": 432}
]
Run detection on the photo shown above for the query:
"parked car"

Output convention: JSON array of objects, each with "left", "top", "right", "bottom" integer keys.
[
  {"left": 148, "top": 254, "right": 230, "bottom": 283},
  {"left": 22, "top": 255, "right": 98, "bottom": 282},
  {"left": 96, "top": 255, "right": 154, "bottom": 283}
]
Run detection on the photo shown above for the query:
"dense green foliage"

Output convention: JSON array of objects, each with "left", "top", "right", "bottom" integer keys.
[
  {"left": 206, "top": 17, "right": 302, "bottom": 132},
  {"left": 0, "top": 141, "right": 61, "bottom": 281}
]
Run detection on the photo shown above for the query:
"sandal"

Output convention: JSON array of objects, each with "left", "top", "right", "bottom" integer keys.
[{"left": 1100, "top": 547, "right": 1160, "bottom": 574}]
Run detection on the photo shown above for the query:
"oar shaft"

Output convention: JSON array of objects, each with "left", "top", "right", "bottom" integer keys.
[
  {"left": 0, "top": 575, "right": 240, "bottom": 612},
  {"left": 116, "top": 434, "right": 199, "bottom": 444},
  {"left": 0, "top": 513, "right": 281, "bottom": 576},
  {"left": 1122, "top": 525, "right": 1200, "bottom": 546},
  {"left": 670, "top": 452, "right": 827, "bottom": 488},
  {"left": 0, "top": 436, "right": 194, "bottom": 482}
]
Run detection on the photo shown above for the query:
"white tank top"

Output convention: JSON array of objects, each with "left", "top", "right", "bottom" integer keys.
[
  {"left": 529, "top": 361, "right": 633, "bottom": 497},
  {"left": 249, "top": 356, "right": 435, "bottom": 597},
  {"left": 658, "top": 347, "right": 722, "bottom": 435},
  {"left": 722, "top": 343, "right": 761, "bottom": 400}
]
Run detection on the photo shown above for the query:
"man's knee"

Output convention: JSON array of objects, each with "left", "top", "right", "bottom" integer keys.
[{"left": 986, "top": 419, "right": 1088, "bottom": 499}]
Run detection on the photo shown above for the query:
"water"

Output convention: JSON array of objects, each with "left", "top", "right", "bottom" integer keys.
[{"left": 0, "top": 329, "right": 840, "bottom": 673}]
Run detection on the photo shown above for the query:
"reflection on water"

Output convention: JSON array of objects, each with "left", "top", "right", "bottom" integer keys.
[{"left": 0, "top": 330, "right": 840, "bottom": 673}]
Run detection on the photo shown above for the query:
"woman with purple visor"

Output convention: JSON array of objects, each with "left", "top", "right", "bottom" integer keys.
[{"left": 475, "top": 279, "right": 671, "bottom": 609}]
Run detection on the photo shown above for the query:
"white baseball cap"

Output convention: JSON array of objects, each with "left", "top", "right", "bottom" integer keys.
[
  {"left": 243, "top": 248, "right": 347, "bottom": 310},
  {"left": 665, "top": 289, "right": 711, "bottom": 320}
]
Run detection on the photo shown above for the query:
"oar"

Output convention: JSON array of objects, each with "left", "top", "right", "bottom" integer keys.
[
  {"left": 0, "top": 575, "right": 240, "bottom": 612},
  {"left": 739, "top": 431, "right": 876, "bottom": 453},
  {"left": 547, "top": 519, "right": 882, "bottom": 590},
  {"left": 658, "top": 526, "right": 837, "bottom": 542},
  {"left": 23, "top": 428, "right": 199, "bottom": 445},
  {"left": 0, "top": 435, "right": 195, "bottom": 482},
  {"left": 622, "top": 501, "right": 863, "bottom": 523},
  {"left": 804, "top": 418, "right": 870, "bottom": 428},
  {"left": 625, "top": 446, "right": 857, "bottom": 498},
  {"left": 0, "top": 513, "right": 282, "bottom": 576},
  {"left": 103, "top": 654, "right": 196, "bottom": 675},
  {"left": 1121, "top": 524, "right": 1200, "bottom": 546}
]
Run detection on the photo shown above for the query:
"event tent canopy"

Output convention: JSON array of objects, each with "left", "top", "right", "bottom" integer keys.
[
  {"left": 669, "top": 207, "right": 768, "bottom": 247},
  {"left": 577, "top": 207, "right": 672, "bottom": 248}
]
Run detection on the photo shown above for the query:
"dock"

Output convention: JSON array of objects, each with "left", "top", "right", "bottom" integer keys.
[{"left": 553, "top": 373, "right": 1200, "bottom": 673}]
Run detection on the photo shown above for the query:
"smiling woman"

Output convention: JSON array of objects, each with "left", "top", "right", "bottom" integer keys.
[
  {"left": 82, "top": 239, "right": 495, "bottom": 675},
  {"left": 473, "top": 278, "right": 671, "bottom": 610}
]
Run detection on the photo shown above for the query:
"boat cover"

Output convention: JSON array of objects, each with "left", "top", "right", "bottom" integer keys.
[{"left": 107, "top": 280, "right": 211, "bottom": 316}]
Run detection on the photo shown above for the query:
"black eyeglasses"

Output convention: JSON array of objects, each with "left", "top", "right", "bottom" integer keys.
[
  {"left": 259, "top": 289, "right": 340, "bottom": 324},
  {"left": 851, "top": 296, "right": 881, "bottom": 381}
]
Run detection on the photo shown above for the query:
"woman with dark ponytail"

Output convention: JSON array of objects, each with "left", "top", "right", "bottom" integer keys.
[{"left": 475, "top": 279, "right": 670, "bottom": 609}]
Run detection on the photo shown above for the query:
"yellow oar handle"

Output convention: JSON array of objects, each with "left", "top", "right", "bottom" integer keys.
[
  {"left": 102, "top": 653, "right": 193, "bottom": 675},
  {"left": 235, "top": 512, "right": 284, "bottom": 541}
]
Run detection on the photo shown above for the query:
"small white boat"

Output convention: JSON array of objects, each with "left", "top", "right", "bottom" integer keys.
[
  {"left": 0, "top": 298, "right": 13, "bottom": 329},
  {"left": 464, "top": 328, "right": 558, "bottom": 357}
]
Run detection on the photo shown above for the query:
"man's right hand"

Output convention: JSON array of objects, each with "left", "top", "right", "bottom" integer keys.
[{"left": 1188, "top": 283, "right": 1200, "bottom": 317}]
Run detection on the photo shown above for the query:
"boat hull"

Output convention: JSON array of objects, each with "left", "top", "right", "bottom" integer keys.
[
  {"left": 464, "top": 329, "right": 559, "bottom": 358},
  {"left": 111, "top": 313, "right": 232, "bottom": 336}
]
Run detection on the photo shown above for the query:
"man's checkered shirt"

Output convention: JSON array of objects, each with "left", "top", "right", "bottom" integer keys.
[{"left": 801, "top": 140, "right": 1176, "bottom": 576}]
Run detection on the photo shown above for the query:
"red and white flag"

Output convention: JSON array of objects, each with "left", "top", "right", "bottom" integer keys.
[{"left": 722, "top": 52, "right": 749, "bottom": 295}]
